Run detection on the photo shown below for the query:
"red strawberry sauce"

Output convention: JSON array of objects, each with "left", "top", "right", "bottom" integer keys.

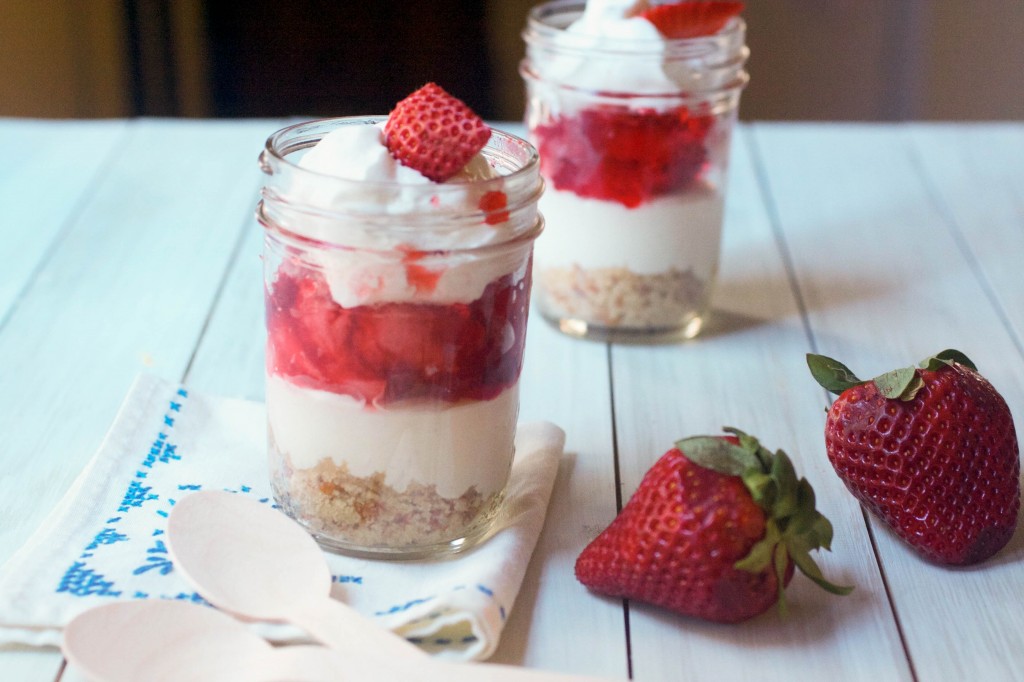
[
  {"left": 532, "top": 105, "right": 714, "bottom": 208},
  {"left": 265, "top": 263, "right": 531, "bottom": 406}
]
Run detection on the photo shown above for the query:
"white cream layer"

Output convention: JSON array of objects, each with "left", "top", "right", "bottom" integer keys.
[
  {"left": 266, "top": 374, "right": 519, "bottom": 499},
  {"left": 535, "top": 183, "right": 724, "bottom": 278}
]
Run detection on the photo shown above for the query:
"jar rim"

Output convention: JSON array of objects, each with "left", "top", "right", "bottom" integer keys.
[
  {"left": 257, "top": 116, "right": 544, "bottom": 249},
  {"left": 261, "top": 116, "right": 540, "bottom": 196},
  {"left": 522, "top": 0, "right": 747, "bottom": 60}
]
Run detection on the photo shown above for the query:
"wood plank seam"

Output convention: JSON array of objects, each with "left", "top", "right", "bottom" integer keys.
[
  {"left": 0, "top": 125, "right": 129, "bottom": 336},
  {"left": 745, "top": 122, "right": 915, "bottom": 674},
  {"left": 180, "top": 187, "right": 265, "bottom": 385},
  {"left": 742, "top": 125, "right": 818, "bottom": 353},
  {"left": 605, "top": 341, "right": 635, "bottom": 679},
  {"left": 904, "top": 133, "right": 1024, "bottom": 363},
  {"left": 859, "top": 505, "right": 921, "bottom": 682}
]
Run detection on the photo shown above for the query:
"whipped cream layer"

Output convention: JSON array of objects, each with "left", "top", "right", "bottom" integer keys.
[
  {"left": 536, "top": 181, "right": 723, "bottom": 278},
  {"left": 526, "top": 0, "right": 744, "bottom": 114},
  {"left": 277, "top": 122, "right": 532, "bottom": 308},
  {"left": 539, "top": 0, "right": 678, "bottom": 94},
  {"left": 266, "top": 375, "right": 518, "bottom": 499},
  {"left": 290, "top": 123, "right": 499, "bottom": 219}
]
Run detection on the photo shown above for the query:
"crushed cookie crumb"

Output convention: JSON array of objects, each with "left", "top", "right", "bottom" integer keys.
[
  {"left": 270, "top": 449, "right": 498, "bottom": 549},
  {"left": 537, "top": 264, "right": 710, "bottom": 329}
]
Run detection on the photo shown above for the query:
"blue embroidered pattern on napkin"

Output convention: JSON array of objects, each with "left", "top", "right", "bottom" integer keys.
[{"left": 53, "top": 385, "right": 271, "bottom": 604}]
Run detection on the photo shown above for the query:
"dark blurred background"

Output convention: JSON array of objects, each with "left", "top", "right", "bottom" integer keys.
[{"left": 2, "top": 0, "right": 1022, "bottom": 121}]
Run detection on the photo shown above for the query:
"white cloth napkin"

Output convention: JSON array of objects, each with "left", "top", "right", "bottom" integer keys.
[{"left": 0, "top": 374, "right": 564, "bottom": 662}]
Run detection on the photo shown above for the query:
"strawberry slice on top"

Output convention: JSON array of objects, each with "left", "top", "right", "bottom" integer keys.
[
  {"left": 639, "top": 1, "right": 745, "bottom": 39},
  {"left": 383, "top": 82, "right": 492, "bottom": 183}
]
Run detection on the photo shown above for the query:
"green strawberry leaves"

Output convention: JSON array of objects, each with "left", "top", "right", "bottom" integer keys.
[
  {"left": 807, "top": 349, "right": 978, "bottom": 401},
  {"left": 874, "top": 367, "right": 923, "bottom": 401},
  {"left": 734, "top": 520, "right": 781, "bottom": 574},
  {"left": 806, "top": 354, "right": 862, "bottom": 394},
  {"left": 921, "top": 348, "right": 977, "bottom": 372},
  {"left": 676, "top": 435, "right": 759, "bottom": 476},
  {"left": 678, "top": 428, "right": 854, "bottom": 611}
]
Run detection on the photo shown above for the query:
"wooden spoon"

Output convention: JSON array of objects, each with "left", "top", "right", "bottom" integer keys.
[
  {"left": 62, "top": 600, "right": 354, "bottom": 682},
  {"left": 166, "top": 491, "right": 618, "bottom": 682},
  {"left": 165, "top": 490, "right": 426, "bottom": 660}
]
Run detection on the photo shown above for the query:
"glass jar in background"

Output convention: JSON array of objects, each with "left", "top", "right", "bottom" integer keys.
[
  {"left": 257, "top": 118, "right": 543, "bottom": 559},
  {"left": 521, "top": 0, "right": 749, "bottom": 341}
]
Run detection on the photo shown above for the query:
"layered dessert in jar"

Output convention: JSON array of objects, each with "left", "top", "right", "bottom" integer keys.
[
  {"left": 521, "top": 0, "right": 748, "bottom": 340},
  {"left": 257, "top": 84, "right": 543, "bottom": 557}
]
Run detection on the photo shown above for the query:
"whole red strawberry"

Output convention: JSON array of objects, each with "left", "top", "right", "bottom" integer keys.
[
  {"left": 638, "top": 1, "right": 745, "bottom": 39},
  {"left": 808, "top": 349, "right": 1021, "bottom": 565},
  {"left": 383, "top": 82, "right": 491, "bottom": 182},
  {"left": 575, "top": 429, "right": 851, "bottom": 623}
]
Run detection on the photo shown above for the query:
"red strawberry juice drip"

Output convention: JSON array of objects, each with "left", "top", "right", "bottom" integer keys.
[
  {"left": 397, "top": 246, "right": 443, "bottom": 294},
  {"left": 265, "top": 262, "right": 531, "bottom": 406},
  {"left": 479, "top": 190, "right": 511, "bottom": 225},
  {"left": 533, "top": 105, "right": 715, "bottom": 208}
]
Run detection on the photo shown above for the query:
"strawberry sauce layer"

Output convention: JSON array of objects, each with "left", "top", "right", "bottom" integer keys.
[
  {"left": 266, "top": 264, "right": 531, "bottom": 406},
  {"left": 533, "top": 105, "right": 714, "bottom": 208}
]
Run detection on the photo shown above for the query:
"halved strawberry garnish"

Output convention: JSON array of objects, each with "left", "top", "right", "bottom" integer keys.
[
  {"left": 383, "top": 82, "right": 491, "bottom": 183},
  {"left": 639, "top": 1, "right": 744, "bottom": 39}
]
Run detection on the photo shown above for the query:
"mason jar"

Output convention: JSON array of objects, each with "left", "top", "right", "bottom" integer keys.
[
  {"left": 521, "top": 0, "right": 749, "bottom": 341},
  {"left": 257, "top": 117, "right": 543, "bottom": 559}
]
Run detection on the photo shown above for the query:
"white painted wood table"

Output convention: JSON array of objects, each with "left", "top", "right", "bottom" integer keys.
[{"left": 1, "top": 118, "right": 1022, "bottom": 681}]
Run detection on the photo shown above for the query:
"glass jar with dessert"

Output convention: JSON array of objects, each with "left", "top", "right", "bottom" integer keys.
[
  {"left": 521, "top": 0, "right": 748, "bottom": 341},
  {"left": 257, "top": 85, "right": 544, "bottom": 558}
]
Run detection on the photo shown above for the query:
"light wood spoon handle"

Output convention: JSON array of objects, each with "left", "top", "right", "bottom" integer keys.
[{"left": 289, "top": 596, "right": 429, "bottom": 661}]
